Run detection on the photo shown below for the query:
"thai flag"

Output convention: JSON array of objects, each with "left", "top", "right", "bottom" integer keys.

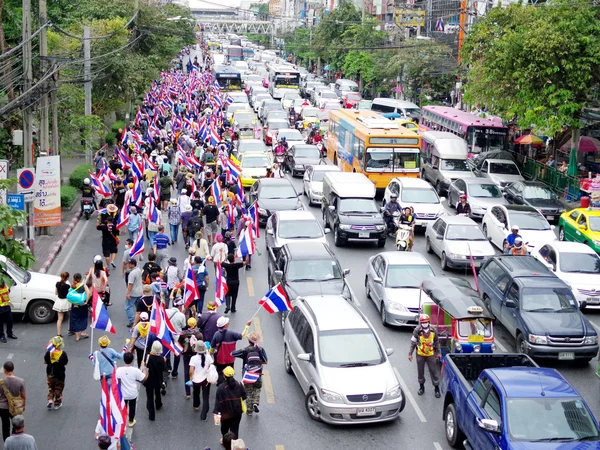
[
  {"left": 117, "top": 147, "right": 132, "bottom": 169},
  {"left": 89, "top": 172, "right": 112, "bottom": 197},
  {"left": 248, "top": 202, "right": 260, "bottom": 238},
  {"left": 148, "top": 197, "right": 160, "bottom": 224},
  {"left": 236, "top": 177, "right": 244, "bottom": 199},
  {"left": 177, "top": 152, "right": 192, "bottom": 169},
  {"left": 99, "top": 368, "right": 127, "bottom": 439},
  {"left": 162, "top": 97, "right": 174, "bottom": 110},
  {"left": 132, "top": 176, "right": 143, "bottom": 207},
  {"left": 90, "top": 289, "right": 116, "bottom": 334},
  {"left": 130, "top": 129, "right": 144, "bottom": 144},
  {"left": 121, "top": 128, "right": 129, "bottom": 146},
  {"left": 236, "top": 224, "right": 255, "bottom": 258},
  {"left": 199, "top": 120, "right": 208, "bottom": 140},
  {"left": 100, "top": 160, "right": 117, "bottom": 182},
  {"left": 168, "top": 86, "right": 178, "bottom": 97},
  {"left": 148, "top": 122, "right": 160, "bottom": 139},
  {"left": 227, "top": 202, "right": 235, "bottom": 226},
  {"left": 129, "top": 222, "right": 145, "bottom": 257},
  {"left": 209, "top": 179, "right": 221, "bottom": 205},
  {"left": 225, "top": 95, "right": 234, "bottom": 105},
  {"left": 226, "top": 159, "right": 242, "bottom": 180},
  {"left": 149, "top": 297, "right": 183, "bottom": 355},
  {"left": 116, "top": 192, "right": 131, "bottom": 230},
  {"left": 143, "top": 154, "right": 157, "bottom": 172},
  {"left": 212, "top": 80, "right": 221, "bottom": 91},
  {"left": 89, "top": 353, "right": 95, "bottom": 362},
  {"left": 135, "top": 105, "right": 142, "bottom": 127},
  {"left": 190, "top": 153, "right": 203, "bottom": 170},
  {"left": 131, "top": 156, "right": 144, "bottom": 180},
  {"left": 46, "top": 341, "right": 55, "bottom": 352},
  {"left": 215, "top": 263, "right": 228, "bottom": 306},
  {"left": 190, "top": 177, "right": 197, "bottom": 194},
  {"left": 153, "top": 177, "right": 160, "bottom": 203},
  {"left": 242, "top": 370, "right": 260, "bottom": 384},
  {"left": 259, "top": 284, "right": 293, "bottom": 314},
  {"left": 212, "top": 94, "right": 223, "bottom": 109},
  {"left": 183, "top": 266, "right": 199, "bottom": 308},
  {"left": 210, "top": 125, "right": 220, "bottom": 146}
]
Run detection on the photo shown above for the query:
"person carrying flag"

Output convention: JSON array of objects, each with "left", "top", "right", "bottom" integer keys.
[
  {"left": 221, "top": 254, "right": 249, "bottom": 314},
  {"left": 43, "top": 336, "right": 68, "bottom": 410},
  {"left": 232, "top": 332, "right": 267, "bottom": 416},
  {"left": 178, "top": 318, "right": 204, "bottom": 399},
  {"left": 96, "top": 203, "right": 120, "bottom": 269},
  {"left": 93, "top": 336, "right": 124, "bottom": 383},
  {"left": 210, "top": 317, "right": 251, "bottom": 383},
  {"left": 213, "top": 366, "right": 247, "bottom": 443}
]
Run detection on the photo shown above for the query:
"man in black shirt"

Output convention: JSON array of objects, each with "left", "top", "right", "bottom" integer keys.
[
  {"left": 202, "top": 196, "right": 220, "bottom": 246},
  {"left": 221, "top": 253, "right": 249, "bottom": 313},
  {"left": 456, "top": 195, "right": 471, "bottom": 216},
  {"left": 113, "top": 179, "right": 127, "bottom": 210},
  {"left": 96, "top": 203, "right": 120, "bottom": 268}
]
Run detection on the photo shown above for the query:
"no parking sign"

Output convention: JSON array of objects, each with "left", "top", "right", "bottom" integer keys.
[{"left": 17, "top": 168, "right": 35, "bottom": 202}]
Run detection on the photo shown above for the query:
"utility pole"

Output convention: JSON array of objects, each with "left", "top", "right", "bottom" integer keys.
[
  {"left": 39, "top": 0, "right": 49, "bottom": 156},
  {"left": 51, "top": 67, "right": 59, "bottom": 156},
  {"left": 83, "top": 26, "right": 92, "bottom": 164},
  {"left": 22, "top": 0, "right": 34, "bottom": 253}
]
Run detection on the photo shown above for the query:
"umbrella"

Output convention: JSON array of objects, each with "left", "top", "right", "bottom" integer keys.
[
  {"left": 560, "top": 136, "right": 600, "bottom": 153},
  {"left": 568, "top": 147, "right": 578, "bottom": 177},
  {"left": 514, "top": 134, "right": 543, "bottom": 145},
  {"left": 323, "top": 65, "right": 330, "bottom": 71}
]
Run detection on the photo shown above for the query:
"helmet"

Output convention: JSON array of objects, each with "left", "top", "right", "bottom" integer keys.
[
  {"left": 84, "top": 178, "right": 90, "bottom": 185},
  {"left": 514, "top": 237, "right": 523, "bottom": 247},
  {"left": 419, "top": 314, "right": 430, "bottom": 324},
  {"left": 460, "top": 194, "right": 467, "bottom": 200},
  {"left": 390, "top": 193, "right": 397, "bottom": 199},
  {"left": 93, "top": 255, "right": 103, "bottom": 264},
  {"left": 281, "top": 136, "right": 286, "bottom": 142}
]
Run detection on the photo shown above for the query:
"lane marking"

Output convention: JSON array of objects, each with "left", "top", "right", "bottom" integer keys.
[
  {"left": 54, "top": 219, "right": 88, "bottom": 275},
  {"left": 253, "top": 316, "right": 263, "bottom": 343},
  {"left": 6, "top": 353, "right": 13, "bottom": 360},
  {"left": 433, "top": 443, "right": 443, "bottom": 450},
  {"left": 494, "top": 337, "right": 508, "bottom": 353},
  {"left": 262, "top": 369, "right": 275, "bottom": 404},
  {"left": 246, "top": 276, "right": 255, "bottom": 297},
  {"left": 393, "top": 366, "right": 427, "bottom": 423}
]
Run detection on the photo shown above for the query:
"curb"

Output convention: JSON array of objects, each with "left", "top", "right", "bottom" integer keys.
[{"left": 39, "top": 213, "right": 81, "bottom": 274}]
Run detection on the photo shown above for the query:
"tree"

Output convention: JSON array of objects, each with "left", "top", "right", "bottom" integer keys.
[{"left": 461, "top": 0, "right": 600, "bottom": 135}]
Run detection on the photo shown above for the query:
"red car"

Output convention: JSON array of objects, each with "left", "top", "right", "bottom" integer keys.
[{"left": 342, "top": 92, "right": 362, "bottom": 109}]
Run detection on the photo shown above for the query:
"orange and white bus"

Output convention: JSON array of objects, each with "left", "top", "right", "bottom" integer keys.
[{"left": 326, "top": 110, "right": 421, "bottom": 189}]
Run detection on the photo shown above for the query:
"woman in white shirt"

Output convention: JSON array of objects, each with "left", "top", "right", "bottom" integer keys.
[
  {"left": 210, "top": 234, "right": 229, "bottom": 268},
  {"left": 189, "top": 341, "right": 213, "bottom": 419},
  {"left": 192, "top": 230, "right": 210, "bottom": 259}
]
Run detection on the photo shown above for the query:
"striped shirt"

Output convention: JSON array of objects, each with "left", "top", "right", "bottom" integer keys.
[{"left": 153, "top": 233, "right": 170, "bottom": 249}]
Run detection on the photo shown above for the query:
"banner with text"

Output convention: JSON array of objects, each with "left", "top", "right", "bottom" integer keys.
[{"left": 34, "top": 155, "right": 62, "bottom": 227}]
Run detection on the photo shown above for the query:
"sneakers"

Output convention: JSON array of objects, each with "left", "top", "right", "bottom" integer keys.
[
  {"left": 128, "top": 419, "right": 136, "bottom": 427},
  {"left": 253, "top": 403, "right": 259, "bottom": 413},
  {"left": 54, "top": 403, "right": 62, "bottom": 410},
  {"left": 417, "top": 384, "right": 425, "bottom": 396},
  {"left": 111, "top": 262, "right": 116, "bottom": 268},
  {"left": 434, "top": 386, "right": 441, "bottom": 398},
  {"left": 47, "top": 401, "right": 53, "bottom": 409}
]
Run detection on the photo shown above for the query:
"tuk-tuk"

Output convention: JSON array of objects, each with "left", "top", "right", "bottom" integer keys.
[{"left": 420, "top": 277, "right": 495, "bottom": 355}]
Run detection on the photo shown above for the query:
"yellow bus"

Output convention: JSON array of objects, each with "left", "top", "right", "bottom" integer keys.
[{"left": 326, "top": 110, "right": 421, "bottom": 189}]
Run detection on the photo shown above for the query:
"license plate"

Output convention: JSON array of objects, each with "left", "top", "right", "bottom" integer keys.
[
  {"left": 587, "top": 297, "right": 600, "bottom": 304},
  {"left": 558, "top": 352, "right": 575, "bottom": 360},
  {"left": 356, "top": 407, "right": 376, "bottom": 417},
  {"left": 546, "top": 216, "right": 554, "bottom": 221},
  {"left": 83, "top": 205, "right": 91, "bottom": 210},
  {"left": 358, "top": 232, "right": 370, "bottom": 238},
  {"left": 468, "top": 335, "right": 484, "bottom": 343}
]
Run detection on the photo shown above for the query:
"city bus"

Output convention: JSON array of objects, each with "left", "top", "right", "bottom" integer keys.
[
  {"left": 226, "top": 45, "right": 244, "bottom": 62},
  {"left": 242, "top": 47, "right": 255, "bottom": 60},
  {"left": 326, "top": 110, "right": 422, "bottom": 189},
  {"left": 268, "top": 65, "right": 300, "bottom": 100},
  {"left": 419, "top": 105, "right": 508, "bottom": 155},
  {"left": 212, "top": 65, "right": 242, "bottom": 91}
]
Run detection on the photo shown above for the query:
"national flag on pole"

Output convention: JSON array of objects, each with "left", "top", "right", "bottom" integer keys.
[
  {"left": 116, "top": 192, "right": 131, "bottom": 230},
  {"left": 225, "top": 95, "right": 234, "bottom": 105},
  {"left": 190, "top": 153, "right": 203, "bottom": 170},
  {"left": 149, "top": 298, "right": 183, "bottom": 355},
  {"left": 129, "top": 222, "right": 145, "bottom": 257},
  {"left": 143, "top": 154, "right": 157, "bottom": 172},
  {"left": 210, "top": 179, "right": 221, "bottom": 205},
  {"left": 120, "top": 128, "right": 129, "bottom": 146},
  {"left": 236, "top": 224, "right": 255, "bottom": 258},
  {"left": 135, "top": 106, "right": 142, "bottom": 127},
  {"left": 153, "top": 178, "right": 160, "bottom": 203},
  {"left": 147, "top": 196, "right": 160, "bottom": 223},
  {"left": 117, "top": 147, "right": 132, "bottom": 170},
  {"left": 132, "top": 176, "right": 143, "bottom": 207},
  {"left": 209, "top": 125, "right": 220, "bottom": 146},
  {"left": 88, "top": 172, "right": 112, "bottom": 197},
  {"left": 215, "top": 263, "right": 228, "bottom": 306},
  {"left": 258, "top": 284, "right": 293, "bottom": 314},
  {"left": 242, "top": 370, "right": 260, "bottom": 384},
  {"left": 226, "top": 158, "right": 242, "bottom": 180},
  {"left": 131, "top": 156, "right": 144, "bottom": 180},
  {"left": 183, "top": 266, "right": 199, "bottom": 308},
  {"left": 99, "top": 368, "right": 127, "bottom": 439},
  {"left": 248, "top": 202, "right": 260, "bottom": 238},
  {"left": 90, "top": 289, "right": 116, "bottom": 334}
]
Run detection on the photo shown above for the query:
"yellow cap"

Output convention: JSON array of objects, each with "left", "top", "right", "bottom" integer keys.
[
  {"left": 187, "top": 317, "right": 197, "bottom": 328},
  {"left": 98, "top": 335, "right": 111, "bottom": 347},
  {"left": 223, "top": 366, "right": 235, "bottom": 377}
]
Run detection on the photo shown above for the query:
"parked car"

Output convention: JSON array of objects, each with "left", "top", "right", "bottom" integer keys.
[
  {"left": 302, "top": 165, "right": 341, "bottom": 206},
  {"left": 383, "top": 178, "right": 445, "bottom": 229},
  {"left": 246, "top": 178, "right": 303, "bottom": 225},
  {"left": 441, "top": 353, "right": 600, "bottom": 449},
  {"left": 425, "top": 216, "right": 496, "bottom": 271},
  {"left": 285, "top": 144, "right": 321, "bottom": 177},
  {"left": 558, "top": 207, "right": 600, "bottom": 253},
  {"left": 365, "top": 252, "right": 434, "bottom": 326},
  {"left": 447, "top": 177, "right": 507, "bottom": 219},
  {"left": 0, "top": 255, "right": 61, "bottom": 324},
  {"left": 478, "top": 255, "right": 598, "bottom": 361},
  {"left": 283, "top": 295, "right": 405, "bottom": 424},
  {"left": 482, "top": 204, "right": 556, "bottom": 252},
  {"left": 473, "top": 158, "right": 524, "bottom": 190},
  {"left": 532, "top": 241, "right": 600, "bottom": 308},
  {"left": 503, "top": 181, "right": 565, "bottom": 222},
  {"left": 265, "top": 210, "right": 328, "bottom": 253}
]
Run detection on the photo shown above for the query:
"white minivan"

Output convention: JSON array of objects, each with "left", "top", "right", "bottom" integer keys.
[
  {"left": 371, "top": 98, "right": 421, "bottom": 120},
  {"left": 420, "top": 131, "right": 472, "bottom": 194},
  {"left": 333, "top": 79, "right": 359, "bottom": 98}
]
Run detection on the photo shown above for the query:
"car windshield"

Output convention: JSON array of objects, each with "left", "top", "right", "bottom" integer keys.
[
  {"left": 440, "top": 159, "right": 470, "bottom": 171},
  {"left": 457, "top": 319, "right": 493, "bottom": 338},
  {"left": 242, "top": 155, "right": 269, "bottom": 168},
  {"left": 321, "top": 92, "right": 337, "bottom": 99},
  {"left": 521, "top": 288, "right": 577, "bottom": 312},
  {"left": 401, "top": 187, "right": 439, "bottom": 204},
  {"left": 489, "top": 162, "right": 520, "bottom": 175},
  {"left": 507, "top": 397, "right": 600, "bottom": 442},
  {"left": 303, "top": 109, "right": 319, "bottom": 117},
  {"left": 287, "top": 259, "right": 341, "bottom": 282},
  {"left": 339, "top": 198, "right": 378, "bottom": 214},
  {"left": 509, "top": 211, "right": 550, "bottom": 230},
  {"left": 318, "top": 329, "right": 385, "bottom": 368},
  {"left": 294, "top": 147, "right": 320, "bottom": 158},
  {"left": 4, "top": 258, "right": 29, "bottom": 284},
  {"left": 238, "top": 142, "right": 265, "bottom": 154},
  {"left": 279, "top": 131, "right": 303, "bottom": 141},
  {"left": 446, "top": 225, "right": 487, "bottom": 241},
  {"left": 346, "top": 93, "right": 361, "bottom": 101},
  {"left": 469, "top": 183, "right": 502, "bottom": 198},
  {"left": 559, "top": 252, "right": 600, "bottom": 274},
  {"left": 260, "top": 185, "right": 297, "bottom": 199},
  {"left": 235, "top": 113, "right": 254, "bottom": 123},
  {"left": 522, "top": 185, "right": 557, "bottom": 200},
  {"left": 366, "top": 148, "right": 420, "bottom": 172},
  {"left": 284, "top": 93, "right": 300, "bottom": 100},
  {"left": 279, "top": 220, "right": 323, "bottom": 239},
  {"left": 268, "top": 122, "right": 287, "bottom": 131},
  {"left": 311, "top": 170, "right": 335, "bottom": 182},
  {"left": 589, "top": 216, "right": 600, "bottom": 232},
  {"left": 386, "top": 264, "right": 434, "bottom": 288}
]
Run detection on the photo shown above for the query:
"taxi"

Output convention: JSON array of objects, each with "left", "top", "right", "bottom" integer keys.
[
  {"left": 558, "top": 207, "right": 600, "bottom": 253},
  {"left": 240, "top": 151, "right": 273, "bottom": 188},
  {"left": 300, "top": 106, "right": 320, "bottom": 128}
]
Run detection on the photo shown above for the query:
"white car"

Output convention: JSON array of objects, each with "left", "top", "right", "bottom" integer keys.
[
  {"left": 482, "top": 204, "right": 556, "bottom": 252},
  {"left": 225, "top": 103, "right": 251, "bottom": 121},
  {"left": 425, "top": 216, "right": 496, "bottom": 271},
  {"left": 237, "top": 139, "right": 267, "bottom": 156},
  {"left": 532, "top": 241, "right": 600, "bottom": 308},
  {"left": 276, "top": 128, "right": 304, "bottom": 149},
  {"left": 281, "top": 92, "right": 301, "bottom": 110},
  {"left": 226, "top": 91, "right": 249, "bottom": 104},
  {"left": 253, "top": 95, "right": 271, "bottom": 113},
  {"left": 315, "top": 89, "right": 339, "bottom": 108},
  {"left": 1, "top": 256, "right": 61, "bottom": 324},
  {"left": 265, "top": 210, "right": 329, "bottom": 251},
  {"left": 383, "top": 178, "right": 445, "bottom": 229},
  {"left": 303, "top": 164, "right": 341, "bottom": 206}
]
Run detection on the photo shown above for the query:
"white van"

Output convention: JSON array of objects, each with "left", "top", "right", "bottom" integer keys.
[
  {"left": 371, "top": 98, "right": 420, "bottom": 120},
  {"left": 420, "top": 131, "right": 472, "bottom": 194},
  {"left": 334, "top": 79, "right": 359, "bottom": 98}
]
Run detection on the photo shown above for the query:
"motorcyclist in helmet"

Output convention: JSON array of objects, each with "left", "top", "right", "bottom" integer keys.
[
  {"left": 274, "top": 140, "right": 286, "bottom": 156},
  {"left": 383, "top": 194, "right": 402, "bottom": 232},
  {"left": 80, "top": 178, "right": 98, "bottom": 215},
  {"left": 280, "top": 136, "right": 288, "bottom": 151},
  {"left": 510, "top": 237, "right": 528, "bottom": 255},
  {"left": 399, "top": 206, "right": 415, "bottom": 250},
  {"left": 456, "top": 194, "right": 471, "bottom": 216}
]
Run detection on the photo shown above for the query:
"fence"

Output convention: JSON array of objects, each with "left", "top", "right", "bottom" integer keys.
[{"left": 520, "top": 157, "right": 581, "bottom": 201}]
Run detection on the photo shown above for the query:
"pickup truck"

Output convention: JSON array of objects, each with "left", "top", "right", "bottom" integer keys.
[{"left": 441, "top": 353, "right": 600, "bottom": 449}]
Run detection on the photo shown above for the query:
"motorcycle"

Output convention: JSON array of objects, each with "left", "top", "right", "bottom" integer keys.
[
  {"left": 316, "top": 142, "right": 325, "bottom": 159},
  {"left": 386, "top": 211, "right": 401, "bottom": 237},
  {"left": 275, "top": 153, "right": 285, "bottom": 166},
  {"left": 81, "top": 198, "right": 94, "bottom": 220},
  {"left": 396, "top": 224, "right": 412, "bottom": 251}
]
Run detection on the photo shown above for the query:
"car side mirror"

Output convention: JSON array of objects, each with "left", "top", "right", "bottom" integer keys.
[
  {"left": 373, "top": 276, "right": 383, "bottom": 284},
  {"left": 385, "top": 348, "right": 394, "bottom": 356},
  {"left": 504, "top": 299, "right": 517, "bottom": 308},
  {"left": 343, "top": 268, "right": 350, "bottom": 277},
  {"left": 487, "top": 236, "right": 493, "bottom": 241},
  {"left": 297, "top": 353, "right": 311, "bottom": 362},
  {"left": 514, "top": 195, "right": 523, "bottom": 204},
  {"left": 324, "top": 228, "right": 331, "bottom": 234},
  {"left": 266, "top": 229, "right": 274, "bottom": 236},
  {"left": 274, "top": 270, "right": 283, "bottom": 280},
  {"left": 550, "top": 224, "right": 555, "bottom": 230},
  {"left": 328, "top": 205, "right": 336, "bottom": 212},
  {"left": 477, "top": 418, "right": 501, "bottom": 434},
  {"left": 439, "top": 196, "right": 446, "bottom": 202},
  {"left": 579, "top": 224, "right": 587, "bottom": 230}
]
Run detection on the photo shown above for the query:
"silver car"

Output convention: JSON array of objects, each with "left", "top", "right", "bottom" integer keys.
[
  {"left": 365, "top": 252, "right": 434, "bottom": 327},
  {"left": 303, "top": 165, "right": 341, "bottom": 206},
  {"left": 283, "top": 295, "right": 405, "bottom": 424},
  {"left": 425, "top": 215, "right": 496, "bottom": 271},
  {"left": 447, "top": 177, "right": 507, "bottom": 219},
  {"left": 236, "top": 139, "right": 267, "bottom": 157},
  {"left": 265, "top": 210, "right": 329, "bottom": 252}
]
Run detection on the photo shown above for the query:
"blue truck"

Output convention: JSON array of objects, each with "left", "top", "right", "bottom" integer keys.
[{"left": 441, "top": 353, "right": 600, "bottom": 449}]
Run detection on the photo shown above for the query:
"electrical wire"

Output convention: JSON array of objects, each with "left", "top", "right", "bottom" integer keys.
[
  {"left": 49, "top": 10, "right": 139, "bottom": 41},
  {"left": 0, "top": 24, "right": 49, "bottom": 61}
]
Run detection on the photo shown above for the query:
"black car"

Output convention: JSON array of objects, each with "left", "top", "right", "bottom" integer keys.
[
  {"left": 504, "top": 181, "right": 565, "bottom": 222},
  {"left": 247, "top": 178, "right": 303, "bottom": 225},
  {"left": 285, "top": 144, "right": 322, "bottom": 176},
  {"left": 267, "top": 241, "right": 352, "bottom": 330}
]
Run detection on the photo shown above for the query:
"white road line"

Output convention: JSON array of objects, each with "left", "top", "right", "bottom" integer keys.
[
  {"left": 494, "top": 338, "right": 509, "bottom": 353},
  {"left": 394, "top": 366, "right": 427, "bottom": 423},
  {"left": 433, "top": 442, "right": 444, "bottom": 450},
  {"left": 6, "top": 353, "right": 13, "bottom": 360},
  {"left": 54, "top": 219, "right": 88, "bottom": 275}
]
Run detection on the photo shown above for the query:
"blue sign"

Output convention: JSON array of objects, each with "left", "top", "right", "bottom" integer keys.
[{"left": 7, "top": 194, "right": 24, "bottom": 211}]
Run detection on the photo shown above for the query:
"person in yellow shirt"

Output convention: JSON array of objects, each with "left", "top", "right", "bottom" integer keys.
[
  {"left": 408, "top": 314, "right": 441, "bottom": 397},
  {"left": 0, "top": 281, "right": 16, "bottom": 343}
]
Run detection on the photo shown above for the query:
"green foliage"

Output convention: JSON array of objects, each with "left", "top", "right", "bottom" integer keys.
[
  {"left": 69, "top": 164, "right": 93, "bottom": 190},
  {"left": 250, "top": 3, "right": 269, "bottom": 20},
  {"left": 462, "top": 0, "right": 600, "bottom": 135},
  {"left": 246, "top": 34, "right": 270, "bottom": 48},
  {"left": 111, "top": 120, "right": 126, "bottom": 133},
  {"left": 0, "top": 201, "right": 34, "bottom": 286},
  {"left": 60, "top": 185, "right": 78, "bottom": 208},
  {"left": 105, "top": 132, "right": 115, "bottom": 146}
]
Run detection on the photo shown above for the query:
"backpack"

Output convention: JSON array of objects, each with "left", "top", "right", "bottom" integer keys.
[
  {"left": 0, "top": 379, "right": 25, "bottom": 416},
  {"left": 245, "top": 346, "right": 264, "bottom": 375}
]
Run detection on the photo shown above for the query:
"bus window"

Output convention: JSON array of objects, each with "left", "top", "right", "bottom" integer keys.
[{"left": 365, "top": 148, "right": 420, "bottom": 172}]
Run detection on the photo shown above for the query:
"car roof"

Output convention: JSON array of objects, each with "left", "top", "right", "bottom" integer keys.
[
  {"left": 242, "top": 151, "right": 268, "bottom": 158},
  {"left": 546, "top": 241, "right": 597, "bottom": 254},
  {"left": 492, "top": 368, "right": 579, "bottom": 399},
  {"left": 392, "top": 177, "right": 433, "bottom": 189},
  {"left": 487, "top": 158, "right": 517, "bottom": 163},
  {"left": 301, "top": 296, "right": 368, "bottom": 331},
  {"left": 259, "top": 178, "right": 293, "bottom": 186},
  {"left": 311, "top": 164, "right": 340, "bottom": 172},
  {"left": 276, "top": 210, "right": 316, "bottom": 221},
  {"left": 461, "top": 177, "right": 497, "bottom": 186},
  {"left": 379, "top": 251, "right": 432, "bottom": 266},
  {"left": 268, "top": 119, "right": 288, "bottom": 125},
  {"left": 283, "top": 241, "right": 334, "bottom": 260},
  {"left": 292, "top": 144, "right": 318, "bottom": 150},
  {"left": 566, "top": 208, "right": 600, "bottom": 216},
  {"left": 238, "top": 139, "right": 263, "bottom": 145},
  {"left": 504, "top": 204, "right": 538, "bottom": 213},
  {"left": 440, "top": 215, "right": 478, "bottom": 225},
  {"left": 490, "top": 255, "right": 556, "bottom": 278},
  {"left": 278, "top": 128, "right": 302, "bottom": 134}
]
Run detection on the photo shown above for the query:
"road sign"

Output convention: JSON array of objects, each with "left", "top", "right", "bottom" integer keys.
[
  {"left": 7, "top": 193, "right": 24, "bottom": 211},
  {"left": 17, "top": 168, "right": 35, "bottom": 202},
  {"left": 0, "top": 159, "right": 7, "bottom": 205}
]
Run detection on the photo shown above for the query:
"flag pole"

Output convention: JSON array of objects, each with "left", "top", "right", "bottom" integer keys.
[
  {"left": 90, "top": 327, "right": 94, "bottom": 355},
  {"left": 141, "top": 300, "right": 154, "bottom": 365},
  {"left": 248, "top": 303, "right": 263, "bottom": 322}
]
